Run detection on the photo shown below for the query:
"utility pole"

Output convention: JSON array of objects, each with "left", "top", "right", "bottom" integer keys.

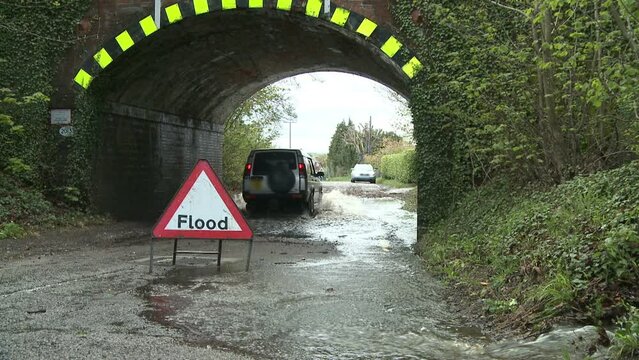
[
  {"left": 282, "top": 118, "right": 297, "bottom": 148},
  {"left": 367, "top": 116, "right": 372, "bottom": 154}
]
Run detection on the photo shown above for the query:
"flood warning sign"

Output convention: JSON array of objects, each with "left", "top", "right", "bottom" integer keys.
[{"left": 152, "top": 160, "right": 253, "bottom": 240}]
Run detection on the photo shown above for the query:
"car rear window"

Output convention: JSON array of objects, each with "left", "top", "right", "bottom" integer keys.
[
  {"left": 354, "top": 164, "right": 373, "bottom": 171},
  {"left": 252, "top": 152, "right": 297, "bottom": 175}
]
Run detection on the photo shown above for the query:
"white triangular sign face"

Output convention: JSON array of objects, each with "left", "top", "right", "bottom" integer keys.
[
  {"left": 164, "top": 170, "right": 241, "bottom": 231},
  {"left": 153, "top": 160, "right": 253, "bottom": 240}
]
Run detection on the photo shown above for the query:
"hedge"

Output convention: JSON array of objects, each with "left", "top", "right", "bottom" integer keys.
[{"left": 380, "top": 149, "right": 416, "bottom": 184}]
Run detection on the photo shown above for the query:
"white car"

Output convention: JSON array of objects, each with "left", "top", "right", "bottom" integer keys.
[{"left": 350, "top": 164, "right": 376, "bottom": 183}]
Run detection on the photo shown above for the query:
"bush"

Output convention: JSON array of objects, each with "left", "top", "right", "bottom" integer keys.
[
  {"left": 611, "top": 305, "right": 639, "bottom": 359},
  {"left": 0, "top": 173, "right": 54, "bottom": 225},
  {"left": 417, "top": 161, "right": 639, "bottom": 332},
  {"left": 380, "top": 149, "right": 416, "bottom": 183}
]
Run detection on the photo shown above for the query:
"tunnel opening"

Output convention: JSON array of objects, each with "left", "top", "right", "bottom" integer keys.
[
  {"left": 226, "top": 71, "right": 414, "bottom": 217},
  {"left": 77, "top": 2, "right": 418, "bottom": 220}
]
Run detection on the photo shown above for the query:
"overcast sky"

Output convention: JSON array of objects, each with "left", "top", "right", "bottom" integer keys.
[{"left": 272, "top": 72, "right": 409, "bottom": 155}]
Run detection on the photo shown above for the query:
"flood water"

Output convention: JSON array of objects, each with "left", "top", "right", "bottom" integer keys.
[{"left": 140, "top": 183, "right": 607, "bottom": 359}]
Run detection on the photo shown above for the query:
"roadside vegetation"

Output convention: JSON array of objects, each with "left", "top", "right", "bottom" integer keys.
[
  {"left": 417, "top": 162, "right": 639, "bottom": 354},
  {"left": 0, "top": 1, "right": 108, "bottom": 239},
  {"left": 326, "top": 119, "right": 404, "bottom": 178},
  {"left": 391, "top": 0, "right": 639, "bottom": 351},
  {"left": 400, "top": 187, "right": 417, "bottom": 213}
]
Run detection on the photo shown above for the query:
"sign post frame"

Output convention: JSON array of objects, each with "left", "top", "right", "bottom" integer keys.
[
  {"left": 246, "top": 238, "right": 253, "bottom": 271},
  {"left": 148, "top": 160, "right": 253, "bottom": 273},
  {"left": 149, "top": 237, "right": 154, "bottom": 274}
]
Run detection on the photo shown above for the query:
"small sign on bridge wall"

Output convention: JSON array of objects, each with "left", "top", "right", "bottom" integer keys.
[
  {"left": 150, "top": 160, "right": 253, "bottom": 272},
  {"left": 50, "top": 109, "right": 71, "bottom": 125}
]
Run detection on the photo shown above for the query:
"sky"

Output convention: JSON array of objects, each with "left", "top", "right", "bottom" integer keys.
[{"left": 272, "top": 72, "right": 410, "bottom": 155}]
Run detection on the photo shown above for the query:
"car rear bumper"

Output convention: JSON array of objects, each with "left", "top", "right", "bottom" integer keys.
[
  {"left": 351, "top": 176, "right": 376, "bottom": 182},
  {"left": 242, "top": 192, "right": 307, "bottom": 202}
]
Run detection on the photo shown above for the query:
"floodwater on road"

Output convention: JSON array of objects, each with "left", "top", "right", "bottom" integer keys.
[
  {"left": 0, "top": 182, "right": 607, "bottom": 359},
  {"left": 139, "top": 183, "right": 608, "bottom": 359}
]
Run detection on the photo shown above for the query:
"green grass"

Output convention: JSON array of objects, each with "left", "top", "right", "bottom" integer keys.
[
  {"left": 401, "top": 187, "right": 417, "bottom": 212},
  {"left": 417, "top": 161, "right": 639, "bottom": 336},
  {"left": 0, "top": 222, "right": 25, "bottom": 239},
  {"left": 611, "top": 305, "right": 639, "bottom": 359},
  {"left": 377, "top": 177, "right": 415, "bottom": 188}
]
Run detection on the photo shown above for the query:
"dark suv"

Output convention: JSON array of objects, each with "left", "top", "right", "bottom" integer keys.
[{"left": 242, "top": 149, "right": 324, "bottom": 215}]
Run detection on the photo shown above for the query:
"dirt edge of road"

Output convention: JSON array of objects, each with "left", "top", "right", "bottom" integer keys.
[{"left": 0, "top": 221, "right": 152, "bottom": 262}]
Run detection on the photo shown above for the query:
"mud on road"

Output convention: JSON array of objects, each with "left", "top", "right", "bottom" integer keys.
[{"left": 1, "top": 182, "right": 610, "bottom": 359}]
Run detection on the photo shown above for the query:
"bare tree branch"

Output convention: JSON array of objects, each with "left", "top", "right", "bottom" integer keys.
[{"left": 486, "top": 0, "right": 529, "bottom": 18}]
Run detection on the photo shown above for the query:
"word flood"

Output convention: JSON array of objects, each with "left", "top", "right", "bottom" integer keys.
[{"left": 177, "top": 215, "right": 228, "bottom": 230}]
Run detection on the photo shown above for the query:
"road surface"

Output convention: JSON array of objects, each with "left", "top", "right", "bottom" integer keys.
[{"left": 0, "top": 182, "right": 608, "bottom": 359}]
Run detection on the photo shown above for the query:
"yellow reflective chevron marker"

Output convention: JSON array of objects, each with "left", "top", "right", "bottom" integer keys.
[
  {"left": 116, "top": 31, "right": 135, "bottom": 52},
  {"left": 402, "top": 57, "right": 423, "bottom": 78},
  {"left": 249, "top": 0, "right": 263, "bottom": 8},
  {"left": 74, "top": 69, "right": 93, "bottom": 89},
  {"left": 381, "top": 36, "right": 402, "bottom": 57},
  {"left": 305, "top": 0, "right": 322, "bottom": 17},
  {"left": 93, "top": 48, "right": 113, "bottom": 69},
  {"left": 222, "top": 0, "right": 236, "bottom": 10},
  {"left": 277, "top": 0, "right": 292, "bottom": 11},
  {"left": 139, "top": 16, "right": 157, "bottom": 36},
  {"left": 330, "top": 8, "right": 350, "bottom": 27},
  {"left": 165, "top": 3, "right": 183, "bottom": 23},
  {"left": 356, "top": 18, "right": 377, "bottom": 38},
  {"left": 194, "top": 0, "right": 210, "bottom": 14}
]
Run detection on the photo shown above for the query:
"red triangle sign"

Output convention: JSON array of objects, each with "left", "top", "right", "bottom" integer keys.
[{"left": 152, "top": 160, "right": 253, "bottom": 240}]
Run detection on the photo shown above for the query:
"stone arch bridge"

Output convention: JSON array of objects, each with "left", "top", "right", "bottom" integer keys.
[{"left": 53, "top": 0, "right": 421, "bottom": 219}]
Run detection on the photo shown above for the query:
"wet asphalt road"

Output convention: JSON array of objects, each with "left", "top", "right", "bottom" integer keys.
[{"left": 1, "top": 182, "right": 609, "bottom": 359}]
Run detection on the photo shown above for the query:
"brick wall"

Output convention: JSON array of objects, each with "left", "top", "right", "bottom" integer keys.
[{"left": 93, "top": 102, "right": 224, "bottom": 220}]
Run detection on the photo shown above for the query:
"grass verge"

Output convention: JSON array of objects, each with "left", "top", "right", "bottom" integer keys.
[
  {"left": 377, "top": 177, "right": 415, "bottom": 188},
  {"left": 401, "top": 187, "right": 417, "bottom": 213},
  {"left": 326, "top": 176, "right": 350, "bottom": 181},
  {"left": 417, "top": 161, "right": 639, "bottom": 351}
]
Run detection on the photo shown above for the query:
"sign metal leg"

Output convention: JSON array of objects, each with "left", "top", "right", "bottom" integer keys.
[
  {"left": 245, "top": 238, "right": 253, "bottom": 272},
  {"left": 149, "top": 237, "right": 154, "bottom": 274},
  {"left": 217, "top": 240, "right": 223, "bottom": 270},
  {"left": 172, "top": 238, "right": 178, "bottom": 265}
]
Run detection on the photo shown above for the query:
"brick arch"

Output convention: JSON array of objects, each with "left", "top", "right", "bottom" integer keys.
[{"left": 72, "top": 0, "right": 422, "bottom": 90}]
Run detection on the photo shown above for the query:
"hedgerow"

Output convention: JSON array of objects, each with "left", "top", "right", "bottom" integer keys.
[{"left": 380, "top": 149, "right": 416, "bottom": 184}]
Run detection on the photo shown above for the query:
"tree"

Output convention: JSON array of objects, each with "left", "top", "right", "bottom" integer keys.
[
  {"left": 327, "top": 120, "right": 359, "bottom": 177},
  {"left": 223, "top": 85, "right": 296, "bottom": 190},
  {"left": 310, "top": 152, "right": 328, "bottom": 174},
  {"left": 343, "top": 122, "right": 401, "bottom": 161},
  {"left": 380, "top": 88, "right": 413, "bottom": 141},
  {"left": 363, "top": 137, "right": 414, "bottom": 171}
]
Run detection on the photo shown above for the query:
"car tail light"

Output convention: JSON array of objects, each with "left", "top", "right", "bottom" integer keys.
[
  {"left": 244, "top": 163, "right": 252, "bottom": 177},
  {"left": 298, "top": 163, "right": 306, "bottom": 177}
]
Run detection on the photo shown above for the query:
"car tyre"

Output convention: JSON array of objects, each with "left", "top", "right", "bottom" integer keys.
[
  {"left": 304, "top": 191, "right": 316, "bottom": 217},
  {"left": 245, "top": 201, "right": 264, "bottom": 216},
  {"left": 245, "top": 201, "right": 257, "bottom": 216}
]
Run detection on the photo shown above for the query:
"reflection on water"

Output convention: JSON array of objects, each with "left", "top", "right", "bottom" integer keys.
[{"left": 140, "top": 186, "right": 607, "bottom": 359}]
